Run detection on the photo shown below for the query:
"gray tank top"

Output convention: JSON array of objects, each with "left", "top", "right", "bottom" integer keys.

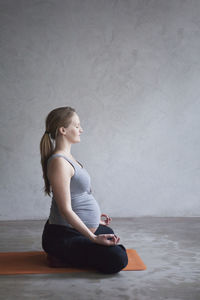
[{"left": 47, "top": 154, "right": 101, "bottom": 228}]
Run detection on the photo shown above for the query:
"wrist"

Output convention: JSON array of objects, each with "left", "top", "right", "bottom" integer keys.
[{"left": 89, "top": 234, "right": 97, "bottom": 242}]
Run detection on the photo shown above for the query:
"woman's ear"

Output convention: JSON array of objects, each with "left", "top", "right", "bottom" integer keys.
[{"left": 57, "top": 127, "right": 67, "bottom": 135}]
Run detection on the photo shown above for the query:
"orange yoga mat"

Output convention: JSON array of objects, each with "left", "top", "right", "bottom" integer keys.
[{"left": 0, "top": 249, "right": 146, "bottom": 275}]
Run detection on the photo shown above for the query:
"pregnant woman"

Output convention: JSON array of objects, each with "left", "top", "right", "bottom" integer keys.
[{"left": 40, "top": 106, "right": 128, "bottom": 274}]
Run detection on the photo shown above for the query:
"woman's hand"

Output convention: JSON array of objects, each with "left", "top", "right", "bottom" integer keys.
[
  {"left": 100, "top": 213, "right": 112, "bottom": 226},
  {"left": 93, "top": 234, "right": 120, "bottom": 246}
]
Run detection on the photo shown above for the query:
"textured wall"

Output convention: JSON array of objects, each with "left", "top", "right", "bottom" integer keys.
[{"left": 0, "top": 0, "right": 200, "bottom": 220}]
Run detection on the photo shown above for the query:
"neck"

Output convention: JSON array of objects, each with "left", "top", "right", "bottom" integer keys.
[{"left": 54, "top": 136, "right": 72, "bottom": 156}]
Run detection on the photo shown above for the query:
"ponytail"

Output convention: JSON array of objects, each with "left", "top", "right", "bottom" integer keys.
[
  {"left": 40, "top": 132, "right": 54, "bottom": 196},
  {"left": 40, "top": 106, "right": 76, "bottom": 196}
]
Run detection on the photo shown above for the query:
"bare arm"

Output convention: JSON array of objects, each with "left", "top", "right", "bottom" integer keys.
[
  {"left": 47, "top": 157, "right": 120, "bottom": 246},
  {"left": 47, "top": 157, "right": 96, "bottom": 242}
]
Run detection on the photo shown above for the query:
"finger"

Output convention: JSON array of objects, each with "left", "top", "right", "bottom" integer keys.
[
  {"left": 101, "top": 215, "right": 108, "bottom": 222},
  {"left": 106, "top": 237, "right": 116, "bottom": 244},
  {"left": 108, "top": 235, "right": 118, "bottom": 243},
  {"left": 113, "top": 235, "right": 120, "bottom": 244},
  {"left": 112, "top": 237, "right": 119, "bottom": 245},
  {"left": 106, "top": 234, "right": 115, "bottom": 240},
  {"left": 101, "top": 214, "right": 107, "bottom": 218}
]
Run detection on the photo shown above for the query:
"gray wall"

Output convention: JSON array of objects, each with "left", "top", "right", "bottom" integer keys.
[{"left": 0, "top": 0, "right": 200, "bottom": 220}]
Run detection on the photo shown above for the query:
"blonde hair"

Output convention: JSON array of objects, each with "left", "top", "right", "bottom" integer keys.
[{"left": 40, "top": 106, "right": 76, "bottom": 196}]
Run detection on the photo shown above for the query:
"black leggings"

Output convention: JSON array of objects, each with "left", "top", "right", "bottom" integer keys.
[{"left": 42, "top": 219, "right": 128, "bottom": 274}]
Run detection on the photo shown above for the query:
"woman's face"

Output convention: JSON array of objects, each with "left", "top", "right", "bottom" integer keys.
[{"left": 64, "top": 113, "right": 83, "bottom": 143}]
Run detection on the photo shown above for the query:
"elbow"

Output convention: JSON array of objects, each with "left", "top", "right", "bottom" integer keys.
[{"left": 60, "top": 207, "right": 73, "bottom": 219}]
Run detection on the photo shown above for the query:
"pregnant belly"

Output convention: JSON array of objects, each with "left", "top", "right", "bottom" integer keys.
[{"left": 72, "top": 195, "right": 101, "bottom": 232}]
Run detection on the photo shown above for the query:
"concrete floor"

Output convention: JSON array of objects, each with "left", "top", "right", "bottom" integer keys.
[{"left": 0, "top": 217, "right": 199, "bottom": 300}]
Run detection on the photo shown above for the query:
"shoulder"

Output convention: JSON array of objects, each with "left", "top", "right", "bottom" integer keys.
[{"left": 47, "top": 155, "right": 74, "bottom": 181}]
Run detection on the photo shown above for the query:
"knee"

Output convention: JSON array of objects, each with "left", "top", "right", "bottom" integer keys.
[
  {"left": 104, "top": 226, "right": 114, "bottom": 234},
  {"left": 98, "top": 245, "right": 128, "bottom": 274},
  {"left": 98, "top": 225, "right": 114, "bottom": 235}
]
